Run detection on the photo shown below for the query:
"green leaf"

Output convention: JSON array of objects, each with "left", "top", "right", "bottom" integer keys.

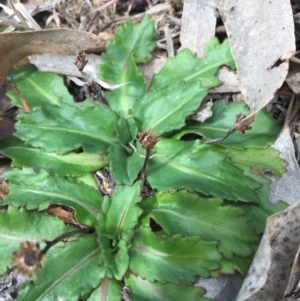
[
  {"left": 132, "top": 81, "right": 207, "bottom": 134},
  {"left": 0, "top": 207, "right": 72, "bottom": 275},
  {"left": 147, "top": 139, "right": 267, "bottom": 202},
  {"left": 98, "top": 236, "right": 129, "bottom": 280},
  {"left": 150, "top": 38, "right": 235, "bottom": 91},
  {"left": 4, "top": 168, "right": 101, "bottom": 227},
  {"left": 17, "top": 235, "right": 104, "bottom": 301},
  {"left": 99, "top": 16, "right": 156, "bottom": 117},
  {"left": 175, "top": 101, "right": 282, "bottom": 148},
  {"left": 15, "top": 99, "right": 118, "bottom": 154},
  {"left": 97, "top": 181, "right": 142, "bottom": 241},
  {"left": 106, "top": 144, "right": 144, "bottom": 185},
  {"left": 106, "top": 118, "right": 144, "bottom": 185},
  {"left": 233, "top": 199, "right": 288, "bottom": 234},
  {"left": 129, "top": 226, "right": 221, "bottom": 283},
  {"left": 222, "top": 147, "right": 286, "bottom": 177},
  {"left": 7, "top": 65, "right": 73, "bottom": 108},
  {"left": 125, "top": 274, "right": 211, "bottom": 301},
  {"left": 115, "top": 118, "right": 138, "bottom": 148},
  {"left": 210, "top": 255, "right": 254, "bottom": 277},
  {"left": 87, "top": 278, "right": 121, "bottom": 301},
  {"left": 0, "top": 138, "right": 107, "bottom": 176},
  {"left": 141, "top": 191, "right": 258, "bottom": 258}
]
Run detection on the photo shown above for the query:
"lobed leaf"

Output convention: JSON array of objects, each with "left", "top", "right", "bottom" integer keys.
[
  {"left": 232, "top": 199, "right": 288, "bottom": 234},
  {"left": 15, "top": 99, "right": 118, "bottom": 154},
  {"left": 4, "top": 168, "right": 102, "bottom": 226},
  {"left": 0, "top": 138, "right": 107, "bottom": 176},
  {"left": 174, "top": 100, "right": 283, "bottom": 148},
  {"left": 106, "top": 118, "right": 144, "bottom": 185},
  {"left": 97, "top": 181, "right": 142, "bottom": 242},
  {"left": 141, "top": 191, "right": 258, "bottom": 258},
  {"left": 99, "top": 15, "right": 156, "bottom": 117},
  {"left": 98, "top": 236, "right": 129, "bottom": 280},
  {"left": 87, "top": 277, "right": 121, "bottom": 301},
  {"left": 125, "top": 273, "right": 211, "bottom": 301},
  {"left": 106, "top": 144, "right": 144, "bottom": 185},
  {"left": 0, "top": 207, "right": 72, "bottom": 275},
  {"left": 7, "top": 65, "right": 73, "bottom": 108},
  {"left": 17, "top": 235, "right": 103, "bottom": 301},
  {"left": 147, "top": 139, "right": 266, "bottom": 202},
  {"left": 132, "top": 81, "right": 207, "bottom": 134},
  {"left": 222, "top": 146, "right": 287, "bottom": 177},
  {"left": 149, "top": 38, "right": 235, "bottom": 91},
  {"left": 129, "top": 226, "right": 221, "bottom": 283},
  {"left": 211, "top": 255, "right": 254, "bottom": 277}
]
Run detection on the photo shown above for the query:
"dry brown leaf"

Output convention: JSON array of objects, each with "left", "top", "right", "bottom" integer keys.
[
  {"left": 0, "top": 29, "right": 108, "bottom": 86},
  {"left": 46, "top": 205, "right": 80, "bottom": 226},
  {"left": 0, "top": 182, "right": 8, "bottom": 200},
  {"left": 286, "top": 57, "right": 300, "bottom": 94}
]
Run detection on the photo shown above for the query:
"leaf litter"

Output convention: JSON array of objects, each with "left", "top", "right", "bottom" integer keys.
[{"left": 0, "top": 0, "right": 299, "bottom": 301}]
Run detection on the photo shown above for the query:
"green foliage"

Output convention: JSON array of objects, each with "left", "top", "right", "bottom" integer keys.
[
  {"left": 0, "top": 15, "right": 287, "bottom": 301},
  {"left": 0, "top": 207, "right": 72, "bottom": 275},
  {"left": 7, "top": 65, "right": 73, "bottom": 107},
  {"left": 174, "top": 100, "right": 283, "bottom": 148}
]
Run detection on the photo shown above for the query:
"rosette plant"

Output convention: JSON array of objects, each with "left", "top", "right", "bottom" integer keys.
[{"left": 0, "top": 16, "right": 287, "bottom": 300}]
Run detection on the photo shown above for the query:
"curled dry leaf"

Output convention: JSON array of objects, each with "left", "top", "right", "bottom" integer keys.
[
  {"left": 46, "top": 205, "right": 80, "bottom": 227},
  {"left": 236, "top": 201, "right": 300, "bottom": 301},
  {"left": 0, "top": 29, "right": 107, "bottom": 86}
]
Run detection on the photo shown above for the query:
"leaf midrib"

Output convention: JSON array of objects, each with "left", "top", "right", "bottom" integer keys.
[
  {"left": 36, "top": 248, "right": 101, "bottom": 301},
  {"left": 18, "top": 124, "right": 115, "bottom": 145},
  {"left": 151, "top": 208, "right": 247, "bottom": 240},
  {"left": 10, "top": 188, "right": 97, "bottom": 215}
]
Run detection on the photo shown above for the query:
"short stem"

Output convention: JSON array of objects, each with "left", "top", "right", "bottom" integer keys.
[
  {"left": 41, "top": 228, "right": 91, "bottom": 254},
  {"left": 139, "top": 149, "right": 151, "bottom": 188}
]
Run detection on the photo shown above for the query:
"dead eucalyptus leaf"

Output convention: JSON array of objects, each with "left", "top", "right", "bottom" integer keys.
[
  {"left": 180, "top": 0, "right": 217, "bottom": 57},
  {"left": 29, "top": 53, "right": 102, "bottom": 78},
  {"left": 0, "top": 29, "right": 107, "bottom": 86},
  {"left": 180, "top": 0, "right": 294, "bottom": 114},
  {"left": 210, "top": 66, "right": 239, "bottom": 93},
  {"left": 216, "top": 0, "right": 295, "bottom": 113},
  {"left": 268, "top": 126, "right": 300, "bottom": 206},
  {"left": 237, "top": 201, "right": 300, "bottom": 301}
]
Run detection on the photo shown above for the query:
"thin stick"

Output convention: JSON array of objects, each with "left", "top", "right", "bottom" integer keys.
[{"left": 204, "top": 127, "right": 236, "bottom": 144}]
